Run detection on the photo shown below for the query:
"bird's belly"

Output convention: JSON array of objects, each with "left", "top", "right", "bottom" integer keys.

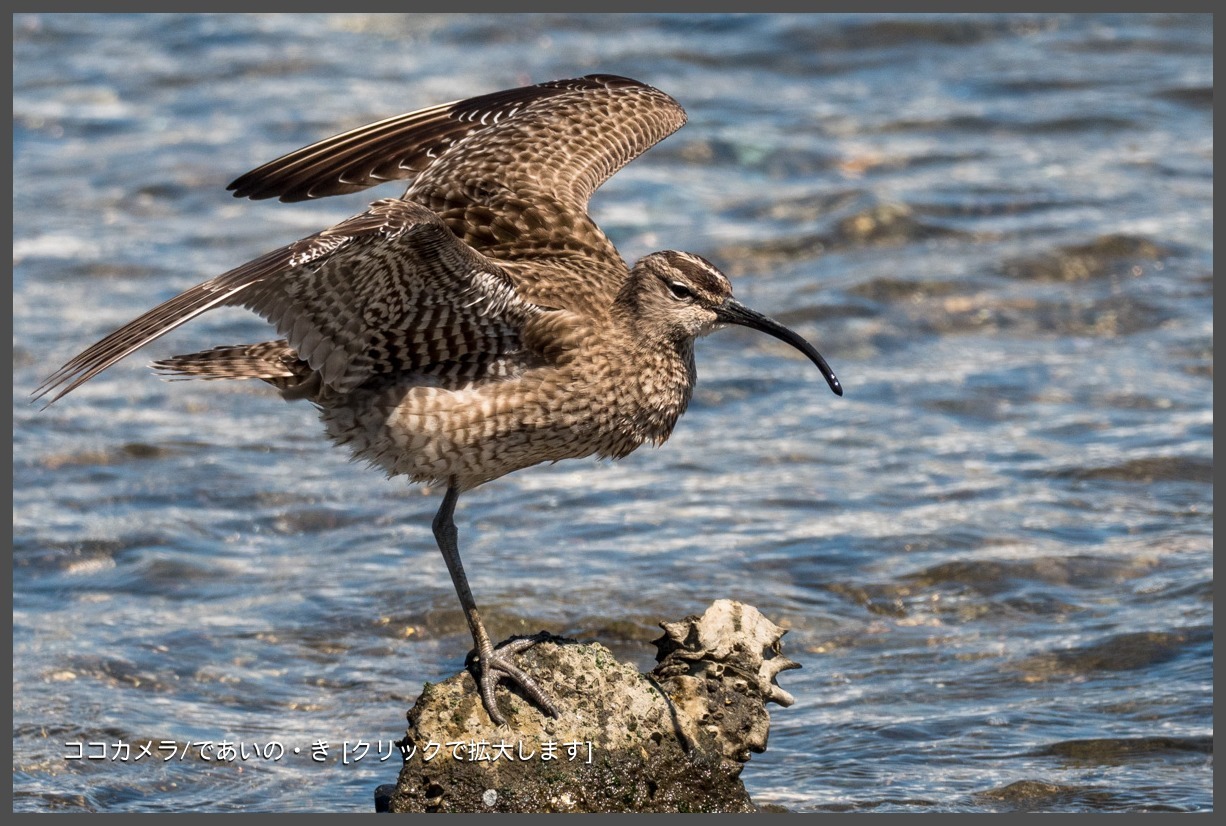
[{"left": 317, "top": 370, "right": 644, "bottom": 491}]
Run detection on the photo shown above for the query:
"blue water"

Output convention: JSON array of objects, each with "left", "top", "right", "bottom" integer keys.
[{"left": 13, "top": 13, "right": 1212, "bottom": 812}]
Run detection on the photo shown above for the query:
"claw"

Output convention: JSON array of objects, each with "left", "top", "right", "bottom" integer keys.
[{"left": 469, "top": 633, "right": 560, "bottom": 725}]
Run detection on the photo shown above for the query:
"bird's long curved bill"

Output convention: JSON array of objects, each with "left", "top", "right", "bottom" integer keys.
[{"left": 715, "top": 299, "right": 843, "bottom": 396}]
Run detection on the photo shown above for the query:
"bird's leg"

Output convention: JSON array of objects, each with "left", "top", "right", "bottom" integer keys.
[{"left": 431, "top": 482, "right": 560, "bottom": 725}]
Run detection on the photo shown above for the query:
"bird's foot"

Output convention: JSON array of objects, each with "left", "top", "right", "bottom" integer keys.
[{"left": 469, "top": 633, "right": 560, "bottom": 725}]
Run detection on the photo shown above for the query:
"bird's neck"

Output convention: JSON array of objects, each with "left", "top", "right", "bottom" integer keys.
[{"left": 596, "top": 317, "right": 693, "bottom": 449}]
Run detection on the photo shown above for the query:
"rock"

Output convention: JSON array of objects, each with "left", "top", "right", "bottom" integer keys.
[{"left": 380, "top": 600, "right": 798, "bottom": 813}]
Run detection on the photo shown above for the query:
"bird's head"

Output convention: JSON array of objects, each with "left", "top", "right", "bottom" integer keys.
[{"left": 622, "top": 250, "right": 842, "bottom": 396}]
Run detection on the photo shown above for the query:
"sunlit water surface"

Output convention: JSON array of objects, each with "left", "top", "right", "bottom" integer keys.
[{"left": 13, "top": 13, "right": 1212, "bottom": 812}]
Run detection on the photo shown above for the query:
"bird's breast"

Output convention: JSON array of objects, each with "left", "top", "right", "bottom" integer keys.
[{"left": 315, "top": 335, "right": 695, "bottom": 490}]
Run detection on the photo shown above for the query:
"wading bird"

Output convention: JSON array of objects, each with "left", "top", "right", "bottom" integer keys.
[{"left": 36, "top": 75, "right": 842, "bottom": 724}]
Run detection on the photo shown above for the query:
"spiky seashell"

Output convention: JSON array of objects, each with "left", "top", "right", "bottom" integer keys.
[{"left": 653, "top": 599, "right": 799, "bottom": 707}]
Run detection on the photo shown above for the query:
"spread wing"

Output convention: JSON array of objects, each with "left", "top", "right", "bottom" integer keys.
[
  {"left": 37, "top": 75, "right": 686, "bottom": 403},
  {"left": 228, "top": 74, "right": 686, "bottom": 213},
  {"left": 34, "top": 199, "right": 545, "bottom": 404},
  {"left": 226, "top": 74, "right": 688, "bottom": 291}
]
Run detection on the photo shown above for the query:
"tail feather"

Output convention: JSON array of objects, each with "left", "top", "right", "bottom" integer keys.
[{"left": 152, "top": 340, "right": 314, "bottom": 395}]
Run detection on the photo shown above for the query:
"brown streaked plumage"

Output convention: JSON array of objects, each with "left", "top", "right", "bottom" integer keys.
[{"left": 35, "top": 74, "right": 842, "bottom": 725}]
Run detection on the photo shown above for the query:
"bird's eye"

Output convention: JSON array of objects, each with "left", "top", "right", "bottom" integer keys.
[{"left": 668, "top": 282, "right": 695, "bottom": 301}]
